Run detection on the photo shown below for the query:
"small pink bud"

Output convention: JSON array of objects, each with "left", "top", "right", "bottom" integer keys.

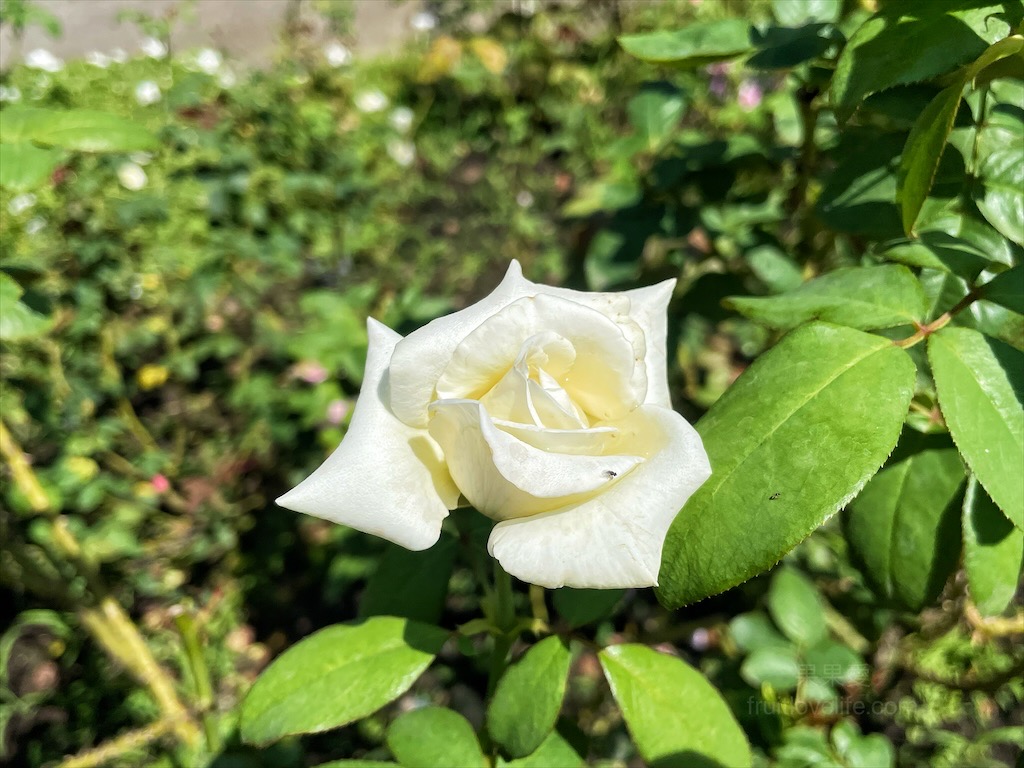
[
  {"left": 294, "top": 360, "right": 329, "bottom": 385},
  {"left": 151, "top": 474, "right": 170, "bottom": 494},
  {"left": 325, "top": 399, "right": 350, "bottom": 425},
  {"left": 738, "top": 80, "right": 763, "bottom": 111}
]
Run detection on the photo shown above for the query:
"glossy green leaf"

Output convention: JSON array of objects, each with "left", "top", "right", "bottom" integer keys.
[
  {"left": 845, "top": 432, "right": 965, "bottom": 610},
  {"left": 0, "top": 273, "right": 53, "bottom": 341},
  {"left": 983, "top": 266, "right": 1024, "bottom": 315},
  {"left": 929, "top": 327, "right": 1024, "bottom": 527},
  {"left": 619, "top": 19, "right": 752, "bottom": 65},
  {"left": 627, "top": 83, "right": 687, "bottom": 151},
  {"left": 240, "top": 618, "right": 447, "bottom": 745},
  {"left": 771, "top": 0, "right": 841, "bottom": 25},
  {"left": 387, "top": 707, "right": 486, "bottom": 768},
  {"left": 552, "top": 588, "right": 624, "bottom": 629},
  {"left": 975, "top": 114, "right": 1024, "bottom": 246},
  {"left": 729, "top": 612, "right": 790, "bottom": 653},
  {"left": 963, "top": 477, "right": 1024, "bottom": 615},
  {"left": 767, "top": 568, "right": 827, "bottom": 646},
  {"left": 658, "top": 323, "right": 916, "bottom": 607},
  {"left": 488, "top": 636, "right": 571, "bottom": 759},
  {"left": 830, "top": 2, "right": 1017, "bottom": 121},
  {"left": 359, "top": 536, "right": 456, "bottom": 624},
  {"left": 0, "top": 107, "right": 159, "bottom": 152},
  {"left": 726, "top": 265, "right": 928, "bottom": 330},
  {"left": 740, "top": 645, "right": 801, "bottom": 692},
  {"left": 897, "top": 83, "right": 965, "bottom": 236},
  {"left": 496, "top": 730, "right": 584, "bottom": 768},
  {"left": 0, "top": 142, "right": 61, "bottom": 191},
  {"left": 599, "top": 644, "right": 752, "bottom": 768}
]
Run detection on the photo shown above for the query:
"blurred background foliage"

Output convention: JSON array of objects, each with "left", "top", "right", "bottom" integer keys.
[{"left": 0, "top": 0, "right": 1021, "bottom": 766}]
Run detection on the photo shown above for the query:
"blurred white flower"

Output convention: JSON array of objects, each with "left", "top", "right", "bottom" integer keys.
[
  {"left": 516, "top": 190, "right": 534, "bottom": 209},
  {"left": 130, "top": 151, "right": 153, "bottom": 165},
  {"left": 195, "top": 48, "right": 222, "bottom": 74},
  {"left": 134, "top": 80, "right": 161, "bottom": 105},
  {"left": 324, "top": 41, "right": 352, "bottom": 67},
  {"left": 25, "top": 49, "right": 63, "bottom": 72},
  {"left": 410, "top": 11, "right": 438, "bottom": 31},
  {"left": 0, "top": 85, "right": 21, "bottom": 102},
  {"left": 141, "top": 36, "right": 168, "bottom": 59},
  {"left": 8, "top": 194, "right": 37, "bottom": 216},
  {"left": 26, "top": 217, "right": 46, "bottom": 235},
  {"left": 217, "top": 69, "right": 237, "bottom": 89},
  {"left": 513, "top": 0, "right": 538, "bottom": 16},
  {"left": 109, "top": 47, "right": 129, "bottom": 63},
  {"left": 86, "top": 51, "right": 111, "bottom": 68},
  {"left": 118, "top": 162, "right": 148, "bottom": 191},
  {"left": 386, "top": 139, "right": 416, "bottom": 167},
  {"left": 389, "top": 106, "right": 415, "bottom": 133},
  {"left": 355, "top": 89, "right": 389, "bottom": 113}
]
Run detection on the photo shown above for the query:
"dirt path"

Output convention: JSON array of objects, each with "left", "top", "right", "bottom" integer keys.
[{"left": 0, "top": 0, "right": 422, "bottom": 69}]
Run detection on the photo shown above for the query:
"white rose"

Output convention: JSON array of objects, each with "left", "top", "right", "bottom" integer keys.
[{"left": 278, "top": 261, "right": 710, "bottom": 589}]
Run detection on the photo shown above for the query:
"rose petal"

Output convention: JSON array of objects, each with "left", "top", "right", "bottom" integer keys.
[
  {"left": 428, "top": 399, "right": 644, "bottom": 520},
  {"left": 388, "top": 262, "right": 527, "bottom": 427},
  {"left": 491, "top": 420, "right": 617, "bottom": 454},
  {"left": 487, "top": 405, "right": 710, "bottom": 588},
  {"left": 436, "top": 294, "right": 646, "bottom": 422},
  {"left": 505, "top": 269, "right": 675, "bottom": 409},
  {"left": 277, "top": 319, "right": 459, "bottom": 550}
]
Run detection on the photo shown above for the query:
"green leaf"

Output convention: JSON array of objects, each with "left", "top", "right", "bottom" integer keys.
[
  {"left": 830, "top": 2, "right": 1018, "bottom": 121},
  {"left": 658, "top": 323, "right": 916, "bottom": 608},
  {"left": 618, "top": 19, "right": 753, "bottom": 65},
  {"left": 359, "top": 536, "right": 456, "bottom": 624},
  {"left": 767, "top": 568, "right": 828, "bottom": 646},
  {"left": 496, "top": 730, "right": 581, "bottom": 768},
  {"left": 878, "top": 214, "right": 1010, "bottom": 280},
  {"left": 496, "top": 730, "right": 584, "bottom": 768},
  {"left": 552, "top": 588, "right": 624, "bottom": 629},
  {"left": 726, "top": 265, "right": 928, "bottom": 331},
  {"left": 627, "top": 83, "right": 687, "bottom": 151},
  {"left": 746, "top": 245, "right": 804, "bottom": 293},
  {"left": 929, "top": 327, "right": 1024, "bottom": 527},
  {"left": 315, "top": 763, "right": 396, "bottom": 768},
  {"left": 599, "top": 644, "right": 752, "bottom": 768},
  {"left": 0, "top": 273, "right": 53, "bottom": 341},
  {"left": 387, "top": 707, "right": 486, "bottom": 768},
  {"left": 816, "top": 131, "right": 904, "bottom": 238},
  {"left": 803, "top": 640, "right": 864, "bottom": 683},
  {"left": 845, "top": 432, "right": 965, "bottom": 610},
  {"left": 740, "top": 645, "right": 801, "bottom": 692},
  {"left": 963, "top": 476, "right": 1024, "bottom": 615},
  {"left": 897, "top": 82, "right": 966, "bottom": 236},
  {"left": 983, "top": 266, "right": 1024, "bottom": 315},
  {"left": 845, "top": 735, "right": 895, "bottom": 768},
  {"left": 771, "top": 0, "right": 841, "bottom": 26},
  {"left": 0, "top": 142, "right": 61, "bottom": 191},
  {"left": 0, "top": 107, "right": 159, "bottom": 152},
  {"left": 488, "top": 636, "right": 572, "bottom": 759},
  {"left": 729, "top": 612, "right": 791, "bottom": 653},
  {"left": 562, "top": 180, "right": 640, "bottom": 218},
  {"left": 240, "top": 618, "right": 447, "bottom": 746},
  {"left": 748, "top": 24, "right": 834, "bottom": 70}
]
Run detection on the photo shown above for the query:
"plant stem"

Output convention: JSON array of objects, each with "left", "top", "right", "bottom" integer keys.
[
  {"left": 486, "top": 561, "right": 517, "bottom": 700},
  {"left": 0, "top": 420, "right": 53, "bottom": 513},
  {"left": 56, "top": 717, "right": 182, "bottom": 768},
  {"left": 894, "top": 287, "right": 981, "bottom": 348}
]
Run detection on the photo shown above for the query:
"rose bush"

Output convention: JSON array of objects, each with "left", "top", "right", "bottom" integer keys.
[{"left": 278, "top": 261, "right": 711, "bottom": 588}]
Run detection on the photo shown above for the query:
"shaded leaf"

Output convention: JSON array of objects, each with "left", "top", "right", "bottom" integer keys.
[
  {"left": 552, "top": 587, "right": 624, "bottom": 629},
  {"left": 359, "top": 536, "right": 456, "bottom": 624},
  {"left": 963, "top": 476, "right": 1024, "bottom": 615},
  {"left": 740, "top": 645, "right": 801, "bottom": 692},
  {"left": 845, "top": 432, "right": 965, "bottom": 610},
  {"left": 767, "top": 568, "right": 827, "bottom": 646}
]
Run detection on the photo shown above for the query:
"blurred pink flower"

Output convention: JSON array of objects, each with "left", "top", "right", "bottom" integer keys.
[
  {"left": 738, "top": 80, "right": 763, "bottom": 111},
  {"left": 294, "top": 360, "right": 329, "bottom": 384},
  {"left": 325, "top": 399, "right": 350, "bottom": 425},
  {"left": 152, "top": 474, "right": 170, "bottom": 494}
]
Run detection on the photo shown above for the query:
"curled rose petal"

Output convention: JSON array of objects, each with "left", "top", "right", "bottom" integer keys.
[{"left": 277, "top": 319, "right": 459, "bottom": 550}]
